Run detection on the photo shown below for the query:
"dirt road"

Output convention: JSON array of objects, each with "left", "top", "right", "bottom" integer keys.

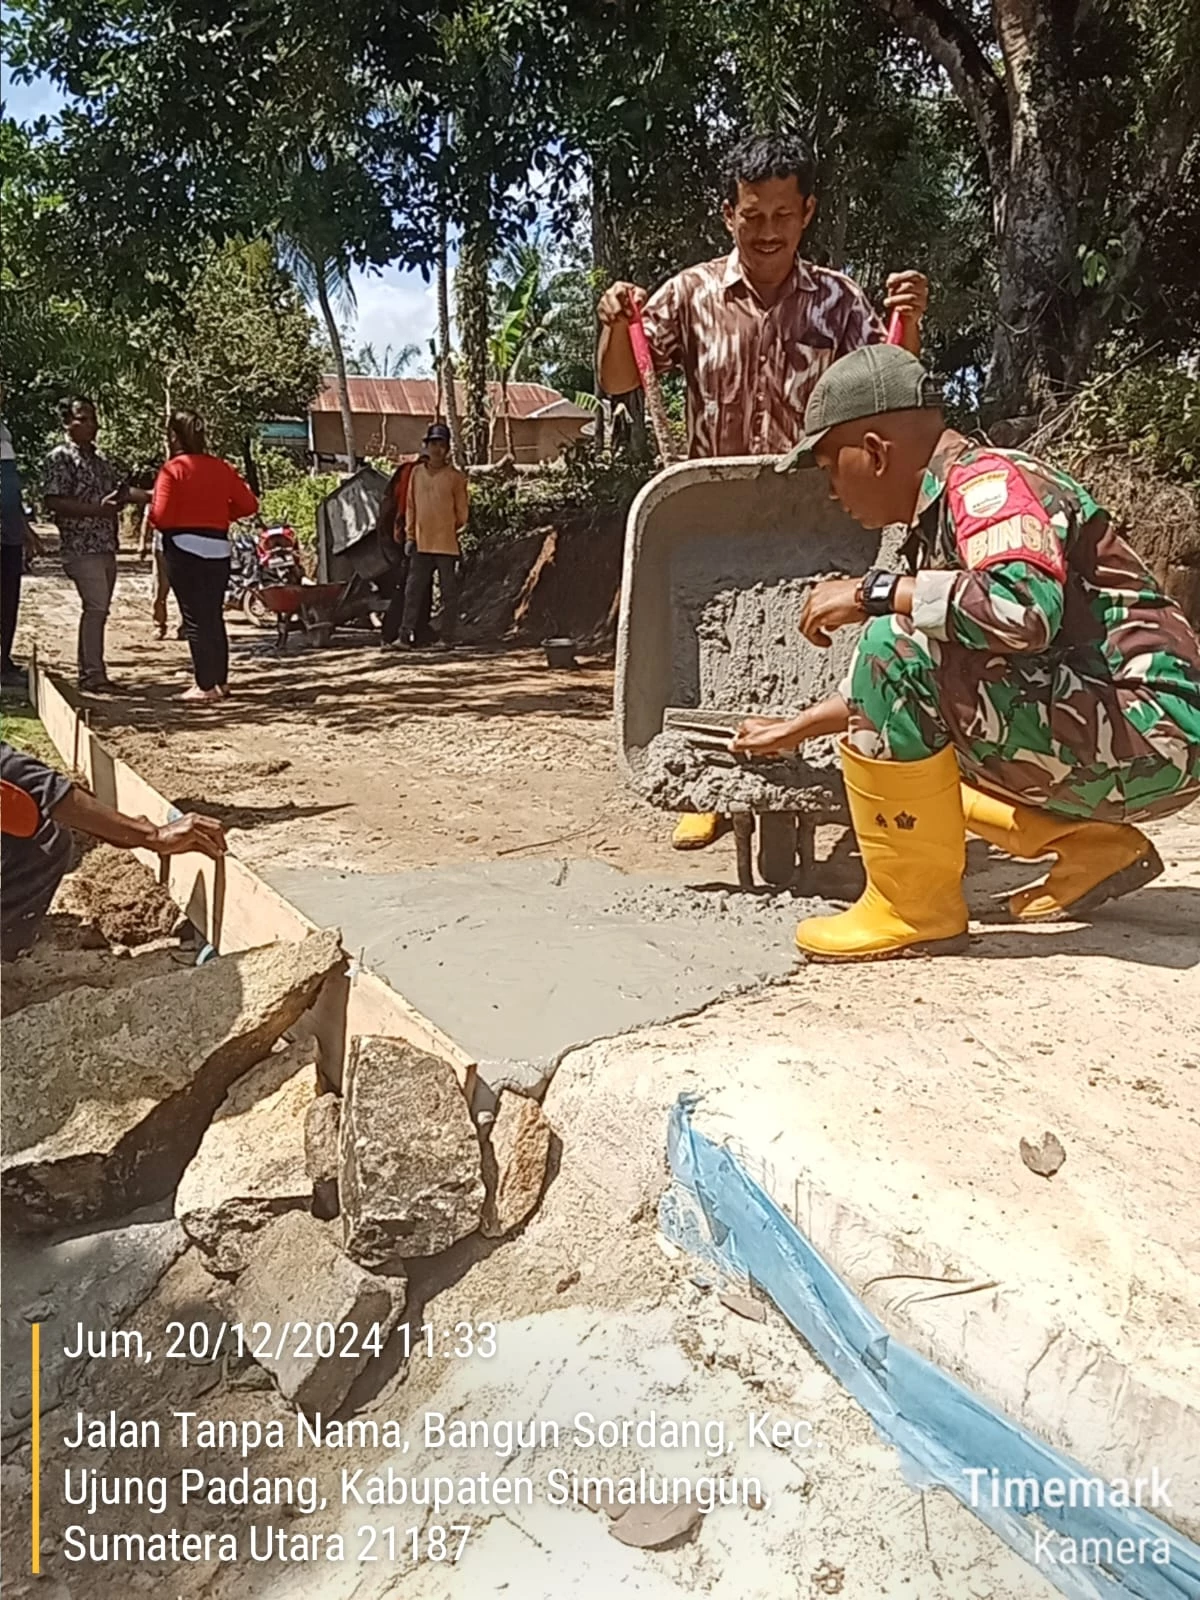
[{"left": 15, "top": 554, "right": 720, "bottom": 881}]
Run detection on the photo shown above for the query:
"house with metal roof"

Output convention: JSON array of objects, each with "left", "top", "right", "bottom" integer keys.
[{"left": 307, "top": 377, "right": 591, "bottom": 465}]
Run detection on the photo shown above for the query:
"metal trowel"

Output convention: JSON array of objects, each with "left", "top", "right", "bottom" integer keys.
[{"left": 661, "top": 706, "right": 749, "bottom": 762}]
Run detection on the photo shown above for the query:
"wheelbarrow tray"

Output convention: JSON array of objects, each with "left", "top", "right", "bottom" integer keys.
[
  {"left": 614, "top": 456, "right": 905, "bottom": 824},
  {"left": 256, "top": 583, "right": 346, "bottom": 617}
]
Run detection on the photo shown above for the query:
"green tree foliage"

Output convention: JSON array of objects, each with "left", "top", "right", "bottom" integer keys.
[
  {"left": 1, "top": 127, "right": 325, "bottom": 477},
  {"left": 1070, "top": 359, "right": 1200, "bottom": 482},
  {"left": 6, "top": 0, "right": 1198, "bottom": 435},
  {"left": 106, "top": 239, "right": 326, "bottom": 473},
  {"left": 348, "top": 342, "right": 421, "bottom": 377},
  {"left": 872, "top": 0, "right": 1200, "bottom": 413},
  {"left": 487, "top": 243, "right": 571, "bottom": 456}
]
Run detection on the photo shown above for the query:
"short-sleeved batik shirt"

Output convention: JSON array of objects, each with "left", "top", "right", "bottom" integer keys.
[
  {"left": 639, "top": 251, "right": 885, "bottom": 458},
  {"left": 42, "top": 441, "right": 126, "bottom": 558}
]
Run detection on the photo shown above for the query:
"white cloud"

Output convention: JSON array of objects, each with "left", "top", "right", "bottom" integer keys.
[{"left": 345, "top": 263, "right": 442, "bottom": 372}]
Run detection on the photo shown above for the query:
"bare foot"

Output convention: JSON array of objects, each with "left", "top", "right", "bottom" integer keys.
[
  {"left": 216, "top": 684, "right": 231, "bottom": 699},
  {"left": 181, "top": 685, "right": 222, "bottom": 704}
]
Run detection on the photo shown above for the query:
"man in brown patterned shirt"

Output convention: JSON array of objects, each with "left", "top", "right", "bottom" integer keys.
[
  {"left": 598, "top": 131, "right": 928, "bottom": 844},
  {"left": 42, "top": 397, "right": 147, "bottom": 692}
]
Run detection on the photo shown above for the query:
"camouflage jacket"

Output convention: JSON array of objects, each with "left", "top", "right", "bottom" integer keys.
[{"left": 904, "top": 430, "right": 1200, "bottom": 761}]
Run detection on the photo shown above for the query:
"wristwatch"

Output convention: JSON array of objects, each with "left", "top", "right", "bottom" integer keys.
[{"left": 855, "top": 569, "right": 901, "bottom": 616}]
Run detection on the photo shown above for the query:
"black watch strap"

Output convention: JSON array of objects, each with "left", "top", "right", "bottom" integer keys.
[{"left": 857, "top": 568, "right": 901, "bottom": 616}]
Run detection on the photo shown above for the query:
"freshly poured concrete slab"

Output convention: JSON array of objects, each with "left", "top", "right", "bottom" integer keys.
[{"left": 270, "top": 858, "right": 822, "bottom": 1098}]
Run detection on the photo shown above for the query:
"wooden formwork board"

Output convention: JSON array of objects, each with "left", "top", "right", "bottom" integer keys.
[{"left": 31, "top": 664, "right": 476, "bottom": 1099}]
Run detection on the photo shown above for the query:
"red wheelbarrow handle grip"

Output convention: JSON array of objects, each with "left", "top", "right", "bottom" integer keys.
[{"left": 627, "top": 308, "right": 657, "bottom": 386}]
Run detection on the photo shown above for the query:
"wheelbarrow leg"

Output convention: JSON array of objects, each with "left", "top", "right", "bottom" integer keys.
[
  {"left": 796, "top": 816, "right": 816, "bottom": 892},
  {"left": 756, "top": 812, "right": 799, "bottom": 887},
  {"left": 732, "top": 813, "right": 755, "bottom": 890}
]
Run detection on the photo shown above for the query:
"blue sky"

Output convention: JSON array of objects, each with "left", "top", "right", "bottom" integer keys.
[{"left": 3, "top": 70, "right": 441, "bottom": 368}]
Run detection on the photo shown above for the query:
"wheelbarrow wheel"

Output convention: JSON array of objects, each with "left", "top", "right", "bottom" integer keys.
[
  {"left": 242, "top": 589, "right": 273, "bottom": 629},
  {"left": 757, "top": 812, "right": 799, "bottom": 887},
  {"left": 309, "top": 623, "right": 335, "bottom": 649}
]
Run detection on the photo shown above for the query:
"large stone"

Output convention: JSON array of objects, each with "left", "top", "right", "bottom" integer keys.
[
  {"left": 481, "top": 1091, "right": 553, "bottom": 1238},
  {"left": 305, "top": 1092, "right": 341, "bottom": 1220},
  {"left": 229, "top": 1211, "right": 405, "bottom": 1414},
  {"left": 1, "top": 931, "right": 342, "bottom": 1233},
  {"left": 340, "top": 1036, "right": 484, "bottom": 1271},
  {"left": 175, "top": 1045, "right": 318, "bottom": 1275}
]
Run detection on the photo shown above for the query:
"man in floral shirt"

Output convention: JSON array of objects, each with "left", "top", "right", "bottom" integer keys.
[
  {"left": 42, "top": 396, "right": 143, "bottom": 691},
  {"left": 598, "top": 130, "right": 928, "bottom": 851}
]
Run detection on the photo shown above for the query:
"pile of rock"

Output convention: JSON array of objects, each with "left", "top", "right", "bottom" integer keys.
[
  {"left": 1, "top": 929, "right": 554, "bottom": 1417},
  {"left": 180, "top": 1034, "right": 553, "bottom": 1413}
]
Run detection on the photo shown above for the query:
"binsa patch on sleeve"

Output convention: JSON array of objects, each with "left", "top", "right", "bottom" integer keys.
[{"left": 949, "top": 455, "right": 1066, "bottom": 580}]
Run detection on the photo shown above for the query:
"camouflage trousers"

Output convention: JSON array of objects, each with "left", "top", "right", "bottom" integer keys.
[{"left": 844, "top": 615, "right": 1200, "bottom": 823}]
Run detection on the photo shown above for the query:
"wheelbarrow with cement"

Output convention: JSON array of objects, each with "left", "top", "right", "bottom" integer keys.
[
  {"left": 255, "top": 580, "right": 356, "bottom": 652},
  {"left": 615, "top": 456, "right": 901, "bottom": 888}
]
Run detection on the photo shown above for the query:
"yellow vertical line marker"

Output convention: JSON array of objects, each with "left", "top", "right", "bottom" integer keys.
[{"left": 31, "top": 1322, "right": 41, "bottom": 1574}]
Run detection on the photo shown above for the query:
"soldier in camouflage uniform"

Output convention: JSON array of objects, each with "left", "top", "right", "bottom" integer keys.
[{"left": 732, "top": 344, "right": 1200, "bottom": 961}]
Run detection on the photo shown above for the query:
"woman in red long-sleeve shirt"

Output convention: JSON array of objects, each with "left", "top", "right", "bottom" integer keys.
[{"left": 152, "top": 412, "right": 258, "bottom": 703}]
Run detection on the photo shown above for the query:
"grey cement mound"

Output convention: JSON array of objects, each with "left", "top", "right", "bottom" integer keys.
[
  {"left": 271, "top": 859, "right": 835, "bottom": 1100},
  {"left": 634, "top": 727, "right": 844, "bottom": 815}
]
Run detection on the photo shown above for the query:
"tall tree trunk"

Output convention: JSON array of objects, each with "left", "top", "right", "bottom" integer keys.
[
  {"left": 436, "top": 115, "right": 465, "bottom": 465},
  {"left": 986, "top": 1, "right": 1082, "bottom": 417},
  {"left": 501, "top": 376, "right": 515, "bottom": 460},
  {"left": 457, "top": 222, "right": 491, "bottom": 466},
  {"left": 241, "top": 435, "right": 261, "bottom": 497},
  {"left": 315, "top": 270, "right": 357, "bottom": 469},
  {"left": 824, "top": 173, "right": 849, "bottom": 272},
  {"left": 873, "top": 0, "right": 1082, "bottom": 417}
]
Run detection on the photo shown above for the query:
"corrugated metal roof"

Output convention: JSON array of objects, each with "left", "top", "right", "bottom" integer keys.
[{"left": 309, "top": 377, "right": 586, "bottom": 419}]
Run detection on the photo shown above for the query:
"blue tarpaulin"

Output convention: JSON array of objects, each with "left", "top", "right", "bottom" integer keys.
[{"left": 664, "top": 1094, "right": 1200, "bottom": 1600}]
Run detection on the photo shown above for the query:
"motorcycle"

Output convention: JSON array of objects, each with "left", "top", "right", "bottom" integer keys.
[{"left": 227, "top": 522, "right": 305, "bottom": 627}]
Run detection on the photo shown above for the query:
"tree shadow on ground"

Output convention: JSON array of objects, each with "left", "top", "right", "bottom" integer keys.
[
  {"left": 169, "top": 797, "right": 349, "bottom": 831},
  {"left": 961, "top": 888, "right": 1200, "bottom": 968},
  {"left": 81, "top": 638, "right": 615, "bottom": 744}
]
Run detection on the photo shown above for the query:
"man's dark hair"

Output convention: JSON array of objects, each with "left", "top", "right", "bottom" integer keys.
[
  {"left": 58, "top": 396, "right": 95, "bottom": 426},
  {"left": 722, "top": 132, "right": 817, "bottom": 204}
]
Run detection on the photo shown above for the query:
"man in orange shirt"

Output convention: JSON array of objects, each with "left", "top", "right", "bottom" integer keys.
[
  {"left": 400, "top": 424, "right": 468, "bottom": 650},
  {"left": 379, "top": 449, "right": 434, "bottom": 646}
]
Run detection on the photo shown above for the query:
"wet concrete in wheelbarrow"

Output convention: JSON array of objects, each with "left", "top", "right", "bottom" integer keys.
[
  {"left": 270, "top": 858, "right": 836, "bottom": 1101},
  {"left": 633, "top": 727, "right": 845, "bottom": 816}
]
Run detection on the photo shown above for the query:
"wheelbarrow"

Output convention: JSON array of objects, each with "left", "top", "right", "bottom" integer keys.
[
  {"left": 255, "top": 581, "right": 354, "bottom": 652},
  {"left": 614, "top": 456, "right": 904, "bottom": 889}
]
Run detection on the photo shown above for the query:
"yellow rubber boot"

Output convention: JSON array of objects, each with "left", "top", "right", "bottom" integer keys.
[
  {"left": 672, "top": 812, "right": 723, "bottom": 850},
  {"left": 960, "top": 785, "right": 1162, "bottom": 921},
  {"left": 796, "top": 743, "right": 970, "bottom": 961}
]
